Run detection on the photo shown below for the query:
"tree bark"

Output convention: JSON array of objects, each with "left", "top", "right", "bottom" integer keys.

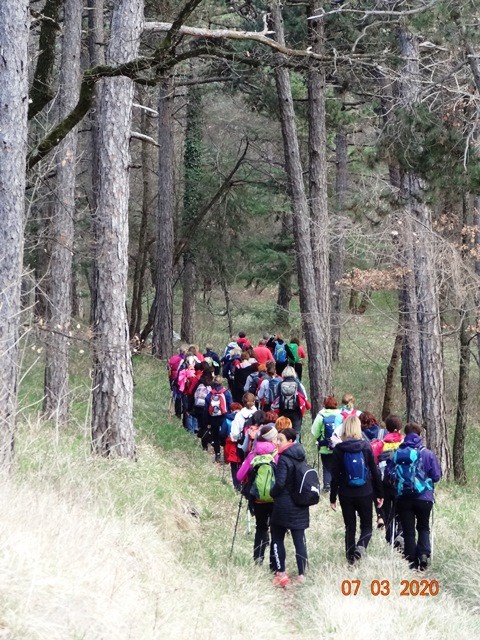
[
  {"left": 152, "top": 76, "right": 175, "bottom": 358},
  {"left": 180, "top": 254, "right": 196, "bottom": 343},
  {"left": 330, "top": 118, "right": 348, "bottom": 362},
  {"left": 91, "top": 0, "right": 144, "bottom": 458},
  {"left": 0, "top": 1, "right": 29, "bottom": 466},
  {"left": 271, "top": 2, "right": 327, "bottom": 414},
  {"left": 382, "top": 299, "right": 404, "bottom": 420},
  {"left": 130, "top": 100, "right": 156, "bottom": 338},
  {"left": 43, "top": 0, "right": 83, "bottom": 425},
  {"left": 306, "top": 4, "right": 332, "bottom": 391},
  {"left": 398, "top": 26, "right": 450, "bottom": 475}
]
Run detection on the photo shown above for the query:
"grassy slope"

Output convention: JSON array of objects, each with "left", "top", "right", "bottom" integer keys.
[{"left": 1, "top": 303, "right": 479, "bottom": 639}]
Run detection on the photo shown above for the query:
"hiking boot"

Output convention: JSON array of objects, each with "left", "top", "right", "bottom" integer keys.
[
  {"left": 294, "top": 575, "right": 306, "bottom": 585},
  {"left": 214, "top": 454, "right": 221, "bottom": 463},
  {"left": 376, "top": 516, "right": 385, "bottom": 529},
  {"left": 393, "top": 534, "right": 404, "bottom": 551},
  {"left": 418, "top": 554, "right": 429, "bottom": 571},
  {"left": 322, "top": 485, "right": 330, "bottom": 493},
  {"left": 353, "top": 546, "right": 365, "bottom": 561},
  {"left": 272, "top": 572, "right": 290, "bottom": 588}
]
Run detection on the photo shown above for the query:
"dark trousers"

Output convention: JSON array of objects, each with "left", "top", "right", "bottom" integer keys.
[
  {"left": 196, "top": 412, "right": 210, "bottom": 450},
  {"left": 320, "top": 453, "right": 333, "bottom": 489},
  {"left": 396, "top": 498, "right": 433, "bottom": 568},
  {"left": 271, "top": 524, "right": 308, "bottom": 575},
  {"left": 230, "top": 462, "right": 241, "bottom": 491},
  {"left": 253, "top": 502, "right": 274, "bottom": 569},
  {"left": 339, "top": 493, "right": 373, "bottom": 561},
  {"left": 382, "top": 487, "right": 401, "bottom": 544},
  {"left": 294, "top": 362, "right": 303, "bottom": 381}
]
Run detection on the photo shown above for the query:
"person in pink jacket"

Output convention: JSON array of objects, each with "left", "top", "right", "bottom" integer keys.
[{"left": 237, "top": 425, "right": 278, "bottom": 568}]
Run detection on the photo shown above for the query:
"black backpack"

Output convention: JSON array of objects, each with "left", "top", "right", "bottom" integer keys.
[{"left": 291, "top": 460, "right": 320, "bottom": 506}]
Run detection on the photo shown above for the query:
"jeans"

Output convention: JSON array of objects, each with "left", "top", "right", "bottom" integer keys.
[
  {"left": 339, "top": 493, "right": 373, "bottom": 561},
  {"left": 396, "top": 498, "right": 433, "bottom": 568},
  {"left": 185, "top": 413, "right": 198, "bottom": 434},
  {"left": 271, "top": 525, "right": 308, "bottom": 575}
]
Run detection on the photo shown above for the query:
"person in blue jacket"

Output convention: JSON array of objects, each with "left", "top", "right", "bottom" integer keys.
[
  {"left": 204, "top": 376, "right": 233, "bottom": 463},
  {"left": 394, "top": 423, "right": 441, "bottom": 571}
]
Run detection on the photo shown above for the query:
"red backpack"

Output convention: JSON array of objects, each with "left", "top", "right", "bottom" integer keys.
[{"left": 209, "top": 388, "right": 227, "bottom": 417}]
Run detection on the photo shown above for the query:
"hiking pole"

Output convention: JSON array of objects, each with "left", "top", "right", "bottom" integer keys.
[
  {"left": 247, "top": 508, "right": 252, "bottom": 534},
  {"left": 168, "top": 390, "right": 174, "bottom": 418},
  {"left": 230, "top": 494, "right": 244, "bottom": 559},
  {"left": 430, "top": 504, "right": 435, "bottom": 564}
]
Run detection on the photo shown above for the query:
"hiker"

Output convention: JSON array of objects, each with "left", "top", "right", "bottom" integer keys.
[
  {"left": 377, "top": 414, "right": 404, "bottom": 546},
  {"left": 311, "top": 396, "right": 341, "bottom": 492},
  {"left": 257, "top": 360, "right": 282, "bottom": 412},
  {"left": 176, "top": 356, "right": 197, "bottom": 430},
  {"left": 393, "top": 423, "right": 441, "bottom": 571},
  {"left": 360, "top": 411, "right": 386, "bottom": 529},
  {"left": 270, "top": 333, "right": 288, "bottom": 376},
  {"left": 253, "top": 339, "right": 274, "bottom": 365},
  {"left": 334, "top": 393, "right": 362, "bottom": 429},
  {"left": 244, "top": 362, "right": 261, "bottom": 396},
  {"left": 286, "top": 337, "right": 306, "bottom": 381},
  {"left": 203, "top": 344, "right": 221, "bottom": 375},
  {"left": 270, "top": 428, "right": 310, "bottom": 586},
  {"left": 204, "top": 376, "right": 233, "bottom": 463},
  {"left": 194, "top": 368, "right": 214, "bottom": 449},
  {"left": 237, "top": 425, "right": 279, "bottom": 568},
  {"left": 237, "top": 331, "right": 252, "bottom": 351},
  {"left": 187, "top": 344, "right": 205, "bottom": 363},
  {"left": 168, "top": 345, "right": 186, "bottom": 418},
  {"left": 230, "top": 393, "right": 257, "bottom": 452},
  {"left": 275, "top": 416, "right": 292, "bottom": 432},
  {"left": 273, "top": 366, "right": 309, "bottom": 437},
  {"left": 330, "top": 415, "right": 384, "bottom": 565},
  {"left": 231, "top": 351, "right": 254, "bottom": 403},
  {"left": 220, "top": 402, "right": 243, "bottom": 490}
]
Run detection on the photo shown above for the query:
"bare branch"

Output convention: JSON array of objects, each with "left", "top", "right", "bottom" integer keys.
[
  {"left": 130, "top": 131, "right": 160, "bottom": 147},
  {"left": 308, "top": 0, "right": 439, "bottom": 21}
]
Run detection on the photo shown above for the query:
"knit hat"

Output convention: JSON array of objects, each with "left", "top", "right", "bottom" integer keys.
[{"left": 259, "top": 425, "right": 278, "bottom": 442}]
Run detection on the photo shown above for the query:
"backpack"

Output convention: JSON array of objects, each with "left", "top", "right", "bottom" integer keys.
[
  {"left": 264, "top": 377, "right": 281, "bottom": 405},
  {"left": 341, "top": 408, "right": 361, "bottom": 421},
  {"left": 343, "top": 450, "right": 368, "bottom": 487},
  {"left": 247, "top": 373, "right": 259, "bottom": 396},
  {"left": 219, "top": 415, "right": 234, "bottom": 445},
  {"left": 194, "top": 383, "right": 210, "bottom": 408},
  {"left": 209, "top": 389, "right": 227, "bottom": 417},
  {"left": 274, "top": 341, "right": 287, "bottom": 364},
  {"left": 286, "top": 342, "right": 299, "bottom": 364},
  {"left": 279, "top": 380, "right": 298, "bottom": 411},
  {"left": 249, "top": 454, "right": 276, "bottom": 503},
  {"left": 393, "top": 447, "right": 432, "bottom": 497},
  {"left": 317, "top": 414, "right": 337, "bottom": 450},
  {"left": 291, "top": 460, "right": 320, "bottom": 506}
]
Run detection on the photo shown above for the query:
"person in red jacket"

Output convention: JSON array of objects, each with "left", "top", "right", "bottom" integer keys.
[{"left": 253, "top": 339, "right": 273, "bottom": 365}]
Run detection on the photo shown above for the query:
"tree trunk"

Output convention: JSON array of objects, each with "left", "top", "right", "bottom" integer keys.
[
  {"left": 473, "top": 197, "right": 480, "bottom": 366},
  {"left": 271, "top": 2, "right": 327, "bottom": 414},
  {"left": 398, "top": 26, "right": 450, "bottom": 475},
  {"left": 382, "top": 300, "right": 404, "bottom": 420},
  {"left": 43, "top": 0, "right": 82, "bottom": 425},
  {"left": 130, "top": 101, "right": 156, "bottom": 338},
  {"left": 180, "top": 254, "right": 196, "bottom": 343},
  {"left": 330, "top": 121, "right": 348, "bottom": 362},
  {"left": 275, "top": 212, "right": 293, "bottom": 328},
  {"left": 453, "top": 197, "right": 471, "bottom": 485},
  {"left": 91, "top": 0, "right": 144, "bottom": 458},
  {"left": 152, "top": 76, "right": 175, "bottom": 358},
  {"left": 0, "top": 1, "right": 29, "bottom": 466},
  {"left": 306, "top": 4, "right": 332, "bottom": 391}
]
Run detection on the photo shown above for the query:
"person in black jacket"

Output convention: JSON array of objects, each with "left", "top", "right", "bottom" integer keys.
[
  {"left": 330, "top": 415, "right": 384, "bottom": 564},
  {"left": 270, "top": 428, "right": 310, "bottom": 587}
]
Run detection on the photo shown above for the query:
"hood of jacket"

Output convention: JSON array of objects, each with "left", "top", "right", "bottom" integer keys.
[
  {"left": 239, "top": 406, "right": 255, "bottom": 419},
  {"left": 401, "top": 433, "right": 423, "bottom": 449},
  {"left": 363, "top": 425, "right": 381, "bottom": 441},
  {"left": 384, "top": 431, "right": 403, "bottom": 443},
  {"left": 253, "top": 440, "right": 277, "bottom": 456},
  {"left": 336, "top": 438, "right": 369, "bottom": 453},
  {"left": 280, "top": 442, "right": 306, "bottom": 462}
]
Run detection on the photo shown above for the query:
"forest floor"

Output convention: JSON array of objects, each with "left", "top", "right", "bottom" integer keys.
[{"left": 1, "top": 295, "right": 479, "bottom": 639}]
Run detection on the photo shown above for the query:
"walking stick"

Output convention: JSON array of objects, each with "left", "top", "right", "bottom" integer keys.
[
  {"left": 168, "top": 390, "right": 174, "bottom": 418},
  {"left": 229, "top": 494, "right": 244, "bottom": 560},
  {"left": 430, "top": 504, "right": 435, "bottom": 564},
  {"left": 247, "top": 508, "right": 252, "bottom": 534}
]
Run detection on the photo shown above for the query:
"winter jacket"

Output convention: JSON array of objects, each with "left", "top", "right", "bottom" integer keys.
[
  {"left": 230, "top": 406, "right": 256, "bottom": 442},
  {"left": 168, "top": 354, "right": 184, "bottom": 381},
  {"left": 253, "top": 345, "right": 274, "bottom": 365},
  {"left": 311, "top": 409, "right": 341, "bottom": 455},
  {"left": 236, "top": 440, "right": 278, "bottom": 483},
  {"left": 270, "top": 443, "right": 310, "bottom": 530},
  {"left": 396, "top": 433, "right": 441, "bottom": 503},
  {"left": 330, "top": 438, "right": 383, "bottom": 503},
  {"left": 224, "top": 438, "right": 241, "bottom": 464}
]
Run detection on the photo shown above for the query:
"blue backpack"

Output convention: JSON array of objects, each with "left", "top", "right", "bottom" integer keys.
[
  {"left": 264, "top": 377, "right": 281, "bottom": 404},
  {"left": 317, "top": 414, "right": 337, "bottom": 450},
  {"left": 274, "top": 341, "right": 287, "bottom": 364},
  {"left": 344, "top": 450, "right": 368, "bottom": 487},
  {"left": 393, "top": 447, "right": 432, "bottom": 497}
]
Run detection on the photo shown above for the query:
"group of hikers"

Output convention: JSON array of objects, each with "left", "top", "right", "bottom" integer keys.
[{"left": 167, "top": 332, "right": 442, "bottom": 587}]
